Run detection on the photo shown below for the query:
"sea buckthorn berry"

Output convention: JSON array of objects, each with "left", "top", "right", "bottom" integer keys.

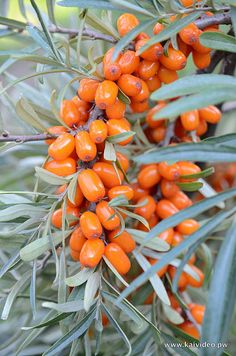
[
  {"left": 180, "top": 0, "right": 195, "bottom": 6},
  {"left": 75, "top": 131, "right": 97, "bottom": 162},
  {"left": 45, "top": 158, "right": 76, "bottom": 176},
  {"left": 103, "top": 47, "right": 122, "bottom": 65},
  {"left": 95, "top": 80, "right": 118, "bottom": 109},
  {"left": 138, "top": 164, "right": 160, "bottom": 189},
  {"left": 108, "top": 185, "right": 134, "bottom": 201},
  {"left": 168, "top": 265, "right": 188, "bottom": 290},
  {"left": 146, "top": 75, "right": 161, "bottom": 92},
  {"left": 196, "top": 118, "right": 208, "bottom": 136},
  {"left": 70, "top": 249, "right": 80, "bottom": 261},
  {"left": 158, "top": 65, "right": 178, "bottom": 84},
  {"left": 178, "top": 321, "right": 200, "bottom": 339},
  {"left": 192, "top": 51, "right": 211, "bottom": 69},
  {"left": 105, "top": 243, "right": 131, "bottom": 274},
  {"left": 156, "top": 199, "right": 179, "bottom": 219},
  {"left": 189, "top": 304, "right": 205, "bottom": 324},
  {"left": 52, "top": 206, "right": 80, "bottom": 229},
  {"left": 131, "top": 182, "right": 149, "bottom": 202},
  {"left": 176, "top": 219, "right": 200, "bottom": 235},
  {"left": 69, "top": 227, "right": 86, "bottom": 252},
  {"left": 116, "top": 152, "right": 130, "bottom": 172},
  {"left": 106, "top": 99, "right": 126, "bottom": 120},
  {"left": 153, "top": 22, "right": 164, "bottom": 35},
  {"left": 134, "top": 195, "right": 156, "bottom": 220},
  {"left": 80, "top": 239, "right": 105, "bottom": 268},
  {"left": 160, "top": 47, "right": 187, "bottom": 71},
  {"left": 117, "top": 74, "right": 142, "bottom": 97},
  {"left": 72, "top": 96, "right": 90, "bottom": 122},
  {"left": 80, "top": 211, "right": 103, "bottom": 239},
  {"left": 186, "top": 265, "right": 204, "bottom": 288},
  {"left": 172, "top": 231, "right": 184, "bottom": 246},
  {"left": 89, "top": 120, "right": 108, "bottom": 144},
  {"left": 131, "top": 80, "right": 150, "bottom": 102},
  {"left": 169, "top": 191, "right": 192, "bottom": 210},
  {"left": 117, "top": 13, "right": 140, "bottom": 37},
  {"left": 104, "top": 63, "right": 121, "bottom": 81},
  {"left": 136, "top": 32, "right": 150, "bottom": 41},
  {"left": 178, "top": 161, "right": 201, "bottom": 177},
  {"left": 177, "top": 36, "right": 192, "bottom": 57},
  {"left": 78, "top": 79, "right": 99, "bottom": 102},
  {"left": 179, "top": 23, "right": 201, "bottom": 45},
  {"left": 159, "top": 228, "right": 174, "bottom": 245},
  {"left": 168, "top": 292, "right": 180, "bottom": 309},
  {"left": 67, "top": 184, "right": 84, "bottom": 207},
  {"left": 119, "top": 50, "right": 140, "bottom": 74},
  {"left": 149, "top": 257, "right": 168, "bottom": 277},
  {"left": 180, "top": 110, "right": 200, "bottom": 131},
  {"left": 93, "top": 162, "right": 124, "bottom": 188},
  {"left": 158, "top": 162, "right": 180, "bottom": 181},
  {"left": 146, "top": 102, "right": 166, "bottom": 128},
  {"left": 135, "top": 39, "right": 163, "bottom": 61},
  {"left": 131, "top": 100, "right": 149, "bottom": 113},
  {"left": 136, "top": 60, "right": 159, "bottom": 80},
  {"left": 45, "top": 126, "right": 67, "bottom": 145},
  {"left": 160, "top": 179, "right": 180, "bottom": 198},
  {"left": 198, "top": 105, "right": 221, "bottom": 124},
  {"left": 96, "top": 201, "right": 120, "bottom": 230},
  {"left": 48, "top": 133, "right": 75, "bottom": 161},
  {"left": 78, "top": 169, "right": 105, "bottom": 202},
  {"left": 188, "top": 253, "right": 196, "bottom": 265},
  {"left": 60, "top": 100, "right": 80, "bottom": 127},
  {"left": 136, "top": 212, "right": 159, "bottom": 232},
  {"left": 107, "top": 118, "right": 132, "bottom": 146},
  {"left": 192, "top": 37, "right": 211, "bottom": 54},
  {"left": 108, "top": 229, "right": 136, "bottom": 253},
  {"left": 151, "top": 124, "right": 167, "bottom": 143}
]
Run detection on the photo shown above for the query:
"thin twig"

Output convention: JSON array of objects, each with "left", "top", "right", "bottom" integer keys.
[
  {"left": 0, "top": 133, "right": 57, "bottom": 143},
  {"left": 195, "top": 12, "right": 231, "bottom": 29}
]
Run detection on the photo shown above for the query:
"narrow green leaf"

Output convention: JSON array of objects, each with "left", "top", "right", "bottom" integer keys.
[
  {"left": 67, "top": 174, "right": 78, "bottom": 205},
  {"left": 116, "top": 207, "right": 150, "bottom": 230},
  {"left": 180, "top": 167, "right": 215, "bottom": 179},
  {"left": 0, "top": 204, "right": 46, "bottom": 222},
  {"left": 35, "top": 167, "right": 70, "bottom": 185},
  {"left": 103, "top": 256, "right": 129, "bottom": 287},
  {"left": 30, "top": 261, "right": 37, "bottom": 319},
  {"left": 57, "top": 0, "right": 121, "bottom": 10},
  {"left": 0, "top": 16, "right": 26, "bottom": 29},
  {"left": 66, "top": 268, "right": 95, "bottom": 287},
  {"left": 46, "top": 0, "right": 56, "bottom": 24},
  {"left": 22, "top": 312, "right": 69, "bottom": 330},
  {"left": 118, "top": 89, "right": 131, "bottom": 105},
  {"left": 42, "top": 300, "right": 84, "bottom": 313},
  {"left": 16, "top": 97, "right": 47, "bottom": 132},
  {"left": 107, "top": 131, "right": 135, "bottom": 144},
  {"left": 162, "top": 304, "right": 184, "bottom": 325},
  {"left": 126, "top": 228, "right": 170, "bottom": 252},
  {"left": 104, "top": 141, "right": 116, "bottom": 161},
  {"left": 200, "top": 31, "right": 236, "bottom": 53},
  {"left": 84, "top": 271, "right": 100, "bottom": 312},
  {"left": 177, "top": 181, "right": 203, "bottom": 192}
]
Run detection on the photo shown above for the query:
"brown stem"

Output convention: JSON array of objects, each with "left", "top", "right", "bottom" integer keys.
[
  {"left": 0, "top": 133, "right": 57, "bottom": 143},
  {"left": 195, "top": 12, "right": 231, "bottom": 29}
]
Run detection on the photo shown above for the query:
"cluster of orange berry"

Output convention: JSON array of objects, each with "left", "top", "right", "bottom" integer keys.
[{"left": 42, "top": 9, "right": 223, "bottom": 339}]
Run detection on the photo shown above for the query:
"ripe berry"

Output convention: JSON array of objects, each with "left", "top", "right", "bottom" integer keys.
[
  {"left": 136, "top": 60, "right": 159, "bottom": 80},
  {"left": 78, "top": 169, "right": 105, "bottom": 202},
  {"left": 78, "top": 79, "right": 99, "bottom": 102},
  {"left": 106, "top": 99, "right": 126, "bottom": 120},
  {"left": 51, "top": 206, "right": 80, "bottom": 229},
  {"left": 134, "top": 195, "right": 156, "bottom": 220},
  {"left": 150, "top": 124, "right": 167, "bottom": 143},
  {"left": 158, "top": 65, "right": 178, "bottom": 84},
  {"left": 145, "top": 75, "right": 161, "bottom": 92},
  {"left": 153, "top": 22, "right": 164, "bottom": 35},
  {"left": 89, "top": 120, "right": 108, "bottom": 143},
  {"left": 104, "top": 243, "right": 131, "bottom": 274},
  {"left": 146, "top": 102, "right": 166, "bottom": 128},
  {"left": 179, "top": 23, "right": 201, "bottom": 45},
  {"left": 70, "top": 249, "right": 80, "bottom": 261},
  {"left": 156, "top": 199, "right": 179, "bottom": 219},
  {"left": 119, "top": 50, "right": 140, "bottom": 74},
  {"left": 172, "top": 231, "right": 184, "bottom": 246},
  {"left": 117, "top": 13, "right": 140, "bottom": 37},
  {"left": 168, "top": 265, "right": 188, "bottom": 290},
  {"left": 131, "top": 80, "right": 150, "bottom": 102},
  {"left": 196, "top": 118, "right": 208, "bottom": 136},
  {"left": 72, "top": 96, "right": 90, "bottom": 122},
  {"left": 80, "top": 211, "right": 103, "bottom": 239},
  {"left": 104, "top": 63, "right": 122, "bottom": 81},
  {"left": 45, "top": 126, "right": 67, "bottom": 145},
  {"left": 107, "top": 118, "right": 132, "bottom": 146},
  {"left": 117, "top": 74, "right": 142, "bottom": 97},
  {"left": 198, "top": 105, "right": 221, "bottom": 124},
  {"left": 189, "top": 304, "right": 205, "bottom": 324},
  {"left": 135, "top": 39, "right": 163, "bottom": 61},
  {"left": 176, "top": 219, "right": 199, "bottom": 235},
  {"left": 60, "top": 100, "right": 80, "bottom": 127},
  {"left": 45, "top": 158, "right": 76, "bottom": 176},
  {"left": 108, "top": 185, "right": 134, "bottom": 201},
  {"left": 192, "top": 51, "right": 211, "bottom": 69},
  {"left": 130, "top": 100, "right": 149, "bottom": 113},
  {"left": 69, "top": 227, "right": 86, "bottom": 252},
  {"left": 159, "top": 47, "right": 187, "bottom": 71},
  {"left": 159, "top": 228, "right": 174, "bottom": 245},
  {"left": 158, "top": 162, "right": 180, "bottom": 181},
  {"left": 180, "top": 110, "right": 200, "bottom": 131},
  {"left": 95, "top": 80, "right": 118, "bottom": 109},
  {"left": 67, "top": 184, "right": 84, "bottom": 207},
  {"left": 169, "top": 191, "right": 192, "bottom": 210},
  {"left": 48, "top": 133, "right": 75, "bottom": 161},
  {"left": 93, "top": 162, "right": 124, "bottom": 188},
  {"left": 108, "top": 229, "right": 136, "bottom": 253},
  {"left": 178, "top": 321, "right": 200, "bottom": 339},
  {"left": 138, "top": 164, "right": 160, "bottom": 189},
  {"left": 75, "top": 131, "right": 97, "bottom": 162},
  {"left": 178, "top": 161, "right": 201, "bottom": 177},
  {"left": 80, "top": 239, "right": 105, "bottom": 268},
  {"left": 96, "top": 200, "right": 120, "bottom": 230},
  {"left": 186, "top": 265, "right": 204, "bottom": 288},
  {"left": 160, "top": 179, "right": 180, "bottom": 198},
  {"left": 116, "top": 151, "right": 130, "bottom": 172},
  {"left": 131, "top": 182, "right": 149, "bottom": 203},
  {"left": 177, "top": 36, "right": 192, "bottom": 57},
  {"left": 149, "top": 258, "right": 168, "bottom": 277}
]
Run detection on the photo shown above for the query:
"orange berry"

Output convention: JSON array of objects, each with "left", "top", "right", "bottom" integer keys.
[
  {"left": 135, "top": 39, "right": 163, "bottom": 61},
  {"left": 45, "top": 126, "right": 68, "bottom": 145},
  {"left": 108, "top": 229, "right": 136, "bottom": 253},
  {"left": 177, "top": 36, "right": 192, "bottom": 57},
  {"left": 176, "top": 219, "right": 199, "bottom": 235},
  {"left": 131, "top": 80, "right": 150, "bottom": 102},
  {"left": 72, "top": 96, "right": 90, "bottom": 122},
  {"left": 168, "top": 265, "right": 188, "bottom": 290},
  {"left": 169, "top": 191, "right": 192, "bottom": 210},
  {"left": 136, "top": 32, "right": 150, "bottom": 41},
  {"left": 51, "top": 206, "right": 80, "bottom": 229},
  {"left": 178, "top": 321, "right": 200, "bottom": 339},
  {"left": 134, "top": 195, "right": 156, "bottom": 220},
  {"left": 158, "top": 162, "right": 180, "bottom": 181},
  {"left": 48, "top": 133, "right": 75, "bottom": 161},
  {"left": 153, "top": 22, "right": 164, "bottom": 35},
  {"left": 178, "top": 161, "right": 201, "bottom": 177},
  {"left": 117, "top": 74, "right": 142, "bottom": 97},
  {"left": 106, "top": 118, "right": 132, "bottom": 146},
  {"left": 108, "top": 185, "right": 134, "bottom": 201},
  {"left": 168, "top": 292, "right": 180, "bottom": 309},
  {"left": 105, "top": 243, "right": 131, "bottom": 274},
  {"left": 160, "top": 47, "right": 186, "bottom": 71},
  {"left": 156, "top": 199, "right": 179, "bottom": 219},
  {"left": 158, "top": 65, "right": 178, "bottom": 84},
  {"left": 179, "top": 23, "right": 201, "bottom": 45},
  {"left": 93, "top": 162, "right": 124, "bottom": 188},
  {"left": 192, "top": 37, "right": 211, "bottom": 54},
  {"left": 145, "top": 75, "right": 161, "bottom": 92},
  {"left": 131, "top": 182, "right": 149, "bottom": 203},
  {"left": 180, "top": 0, "right": 195, "bottom": 6},
  {"left": 103, "top": 47, "right": 122, "bottom": 66},
  {"left": 78, "top": 79, "right": 99, "bottom": 102},
  {"left": 119, "top": 50, "right": 140, "bottom": 74},
  {"left": 190, "top": 304, "right": 205, "bottom": 324},
  {"left": 151, "top": 124, "right": 166, "bottom": 143},
  {"left": 181, "top": 110, "right": 200, "bottom": 131},
  {"left": 192, "top": 51, "right": 211, "bottom": 69},
  {"left": 116, "top": 152, "right": 130, "bottom": 172},
  {"left": 89, "top": 120, "right": 108, "bottom": 143},
  {"left": 136, "top": 212, "right": 159, "bottom": 232},
  {"left": 172, "top": 231, "right": 184, "bottom": 246},
  {"left": 69, "top": 227, "right": 86, "bottom": 251},
  {"left": 149, "top": 257, "right": 168, "bottom": 277},
  {"left": 117, "top": 13, "right": 140, "bottom": 37},
  {"left": 106, "top": 99, "right": 126, "bottom": 120},
  {"left": 67, "top": 184, "right": 84, "bottom": 207},
  {"left": 160, "top": 179, "right": 180, "bottom": 198},
  {"left": 44, "top": 158, "right": 76, "bottom": 176},
  {"left": 159, "top": 227, "right": 174, "bottom": 245},
  {"left": 130, "top": 100, "right": 149, "bottom": 113},
  {"left": 186, "top": 265, "right": 204, "bottom": 288},
  {"left": 196, "top": 118, "right": 208, "bottom": 136},
  {"left": 60, "top": 100, "right": 80, "bottom": 127},
  {"left": 104, "top": 62, "right": 122, "bottom": 81},
  {"left": 80, "top": 239, "right": 105, "bottom": 268},
  {"left": 70, "top": 249, "right": 80, "bottom": 261},
  {"left": 95, "top": 80, "right": 118, "bottom": 109},
  {"left": 80, "top": 211, "right": 103, "bottom": 239},
  {"left": 96, "top": 200, "right": 120, "bottom": 230},
  {"left": 146, "top": 102, "right": 166, "bottom": 128},
  {"left": 138, "top": 164, "right": 160, "bottom": 189},
  {"left": 198, "top": 105, "right": 221, "bottom": 124},
  {"left": 136, "top": 60, "right": 159, "bottom": 80},
  {"left": 78, "top": 169, "right": 105, "bottom": 202},
  {"left": 75, "top": 131, "right": 97, "bottom": 162}
]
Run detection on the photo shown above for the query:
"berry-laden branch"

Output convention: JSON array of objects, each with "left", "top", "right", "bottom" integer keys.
[
  {"left": 195, "top": 12, "right": 232, "bottom": 29},
  {"left": 0, "top": 132, "right": 57, "bottom": 143}
]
